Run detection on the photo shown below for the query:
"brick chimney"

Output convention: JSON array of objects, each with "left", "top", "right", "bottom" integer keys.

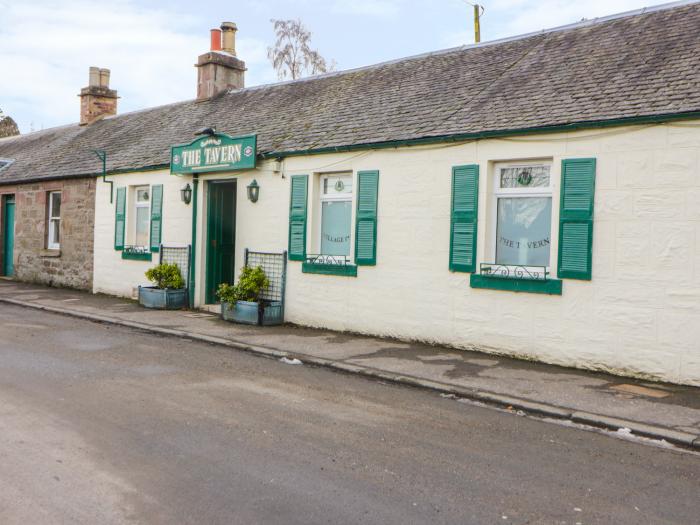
[
  {"left": 79, "top": 67, "right": 118, "bottom": 125},
  {"left": 196, "top": 22, "right": 246, "bottom": 100}
]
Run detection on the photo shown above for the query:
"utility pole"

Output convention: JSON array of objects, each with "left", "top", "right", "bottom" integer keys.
[{"left": 474, "top": 4, "right": 482, "bottom": 43}]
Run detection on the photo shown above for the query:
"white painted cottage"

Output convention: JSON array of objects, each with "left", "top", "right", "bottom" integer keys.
[{"left": 8, "top": 2, "right": 700, "bottom": 385}]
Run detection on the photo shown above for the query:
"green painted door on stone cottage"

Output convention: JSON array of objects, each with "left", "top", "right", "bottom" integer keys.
[
  {"left": 3, "top": 196, "right": 15, "bottom": 277},
  {"left": 206, "top": 181, "right": 237, "bottom": 304}
]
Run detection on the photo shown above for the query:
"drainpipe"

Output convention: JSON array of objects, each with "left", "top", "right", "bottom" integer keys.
[
  {"left": 92, "top": 149, "right": 113, "bottom": 203},
  {"left": 188, "top": 175, "right": 199, "bottom": 308}
]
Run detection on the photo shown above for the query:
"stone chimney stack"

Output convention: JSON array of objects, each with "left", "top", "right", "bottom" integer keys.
[
  {"left": 79, "top": 67, "right": 118, "bottom": 125},
  {"left": 196, "top": 22, "right": 246, "bottom": 101}
]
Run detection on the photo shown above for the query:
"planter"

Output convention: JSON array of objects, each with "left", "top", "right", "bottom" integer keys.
[
  {"left": 138, "top": 286, "right": 188, "bottom": 310},
  {"left": 261, "top": 301, "right": 283, "bottom": 326},
  {"left": 221, "top": 300, "right": 260, "bottom": 325}
]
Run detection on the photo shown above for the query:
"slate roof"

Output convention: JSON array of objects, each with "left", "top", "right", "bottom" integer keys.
[{"left": 2, "top": 1, "right": 700, "bottom": 185}]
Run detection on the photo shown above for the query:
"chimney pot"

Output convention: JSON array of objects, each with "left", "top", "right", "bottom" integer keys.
[
  {"left": 220, "top": 22, "right": 237, "bottom": 55},
  {"left": 89, "top": 66, "right": 100, "bottom": 87},
  {"left": 99, "top": 68, "right": 110, "bottom": 88},
  {"left": 210, "top": 28, "right": 222, "bottom": 51}
]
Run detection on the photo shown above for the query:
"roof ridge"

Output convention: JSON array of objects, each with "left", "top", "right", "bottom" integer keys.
[
  {"left": 0, "top": 121, "right": 80, "bottom": 143},
  {"left": 5, "top": 0, "right": 697, "bottom": 137},
  {"left": 225, "top": 0, "right": 700, "bottom": 96},
  {"left": 100, "top": 97, "right": 198, "bottom": 122}
]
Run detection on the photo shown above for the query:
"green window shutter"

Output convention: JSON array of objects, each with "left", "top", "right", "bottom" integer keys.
[
  {"left": 149, "top": 184, "right": 163, "bottom": 252},
  {"left": 114, "top": 187, "right": 126, "bottom": 250},
  {"left": 449, "top": 164, "right": 479, "bottom": 273},
  {"left": 288, "top": 175, "right": 308, "bottom": 261},
  {"left": 558, "top": 158, "right": 596, "bottom": 280},
  {"left": 355, "top": 170, "right": 379, "bottom": 266}
]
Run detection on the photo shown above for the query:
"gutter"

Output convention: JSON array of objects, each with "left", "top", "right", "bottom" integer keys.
[
  {"left": 0, "top": 163, "right": 169, "bottom": 187},
  {"left": 259, "top": 110, "right": 700, "bottom": 160},
  {"left": 1, "top": 109, "right": 699, "bottom": 186},
  {"left": 0, "top": 292, "right": 698, "bottom": 451}
]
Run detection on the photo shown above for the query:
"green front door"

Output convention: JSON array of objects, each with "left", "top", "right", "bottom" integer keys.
[
  {"left": 205, "top": 181, "right": 237, "bottom": 303},
  {"left": 3, "top": 196, "right": 15, "bottom": 277}
]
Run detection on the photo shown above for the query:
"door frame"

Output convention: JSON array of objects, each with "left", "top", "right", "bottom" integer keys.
[
  {"left": 205, "top": 180, "right": 237, "bottom": 304},
  {"left": 2, "top": 194, "right": 16, "bottom": 277}
]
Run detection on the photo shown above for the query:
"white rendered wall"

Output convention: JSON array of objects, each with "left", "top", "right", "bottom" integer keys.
[
  {"left": 93, "top": 170, "right": 192, "bottom": 298},
  {"left": 94, "top": 122, "right": 700, "bottom": 385}
]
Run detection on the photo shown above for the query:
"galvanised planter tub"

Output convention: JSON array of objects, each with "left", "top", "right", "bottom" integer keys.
[
  {"left": 138, "top": 286, "right": 188, "bottom": 310},
  {"left": 261, "top": 301, "right": 283, "bottom": 326},
  {"left": 221, "top": 300, "right": 260, "bottom": 325}
]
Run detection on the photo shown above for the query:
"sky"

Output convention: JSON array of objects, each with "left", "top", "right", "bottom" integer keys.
[{"left": 0, "top": 0, "right": 680, "bottom": 133}]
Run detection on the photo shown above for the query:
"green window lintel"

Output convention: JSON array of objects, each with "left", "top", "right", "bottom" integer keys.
[
  {"left": 302, "top": 262, "right": 357, "bottom": 277},
  {"left": 470, "top": 274, "right": 562, "bottom": 295}
]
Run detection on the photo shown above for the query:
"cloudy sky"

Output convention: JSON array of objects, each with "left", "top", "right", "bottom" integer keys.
[{"left": 0, "top": 0, "right": 676, "bottom": 133}]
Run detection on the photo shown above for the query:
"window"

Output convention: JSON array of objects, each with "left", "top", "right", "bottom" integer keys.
[
  {"left": 492, "top": 162, "right": 552, "bottom": 269},
  {"left": 293, "top": 171, "right": 378, "bottom": 276},
  {"left": 133, "top": 186, "right": 150, "bottom": 247},
  {"left": 319, "top": 174, "right": 353, "bottom": 257},
  {"left": 47, "top": 191, "right": 61, "bottom": 250},
  {"left": 115, "top": 184, "right": 162, "bottom": 259},
  {"left": 0, "top": 158, "right": 14, "bottom": 172}
]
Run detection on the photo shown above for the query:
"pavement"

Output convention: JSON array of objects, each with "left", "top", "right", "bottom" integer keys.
[
  {"left": 1, "top": 279, "right": 699, "bottom": 451},
  {"left": 1, "top": 303, "right": 699, "bottom": 525}
]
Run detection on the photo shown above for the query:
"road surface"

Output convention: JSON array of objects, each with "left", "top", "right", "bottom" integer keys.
[{"left": 0, "top": 304, "right": 698, "bottom": 524}]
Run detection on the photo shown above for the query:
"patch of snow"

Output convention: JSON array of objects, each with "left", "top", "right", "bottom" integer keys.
[{"left": 280, "top": 357, "right": 303, "bottom": 365}]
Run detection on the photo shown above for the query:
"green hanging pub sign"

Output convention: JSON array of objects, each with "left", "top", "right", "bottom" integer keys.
[{"left": 170, "top": 133, "right": 257, "bottom": 174}]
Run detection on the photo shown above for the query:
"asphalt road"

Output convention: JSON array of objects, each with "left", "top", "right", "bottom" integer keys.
[{"left": 0, "top": 304, "right": 698, "bottom": 525}]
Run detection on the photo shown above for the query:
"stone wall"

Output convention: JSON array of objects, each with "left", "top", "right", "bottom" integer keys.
[{"left": 0, "top": 177, "right": 95, "bottom": 290}]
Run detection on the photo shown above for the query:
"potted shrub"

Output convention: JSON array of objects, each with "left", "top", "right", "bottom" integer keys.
[
  {"left": 138, "top": 262, "right": 188, "bottom": 309},
  {"left": 218, "top": 266, "right": 270, "bottom": 325}
]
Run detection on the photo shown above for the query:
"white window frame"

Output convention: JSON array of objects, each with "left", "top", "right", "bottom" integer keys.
[
  {"left": 490, "top": 161, "right": 554, "bottom": 273},
  {"left": 132, "top": 185, "right": 151, "bottom": 248},
  {"left": 47, "top": 191, "right": 61, "bottom": 250},
  {"left": 318, "top": 173, "right": 354, "bottom": 260}
]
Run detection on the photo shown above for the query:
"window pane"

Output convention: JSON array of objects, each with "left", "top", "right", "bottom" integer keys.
[
  {"left": 500, "top": 166, "right": 550, "bottom": 189},
  {"left": 496, "top": 197, "right": 552, "bottom": 266},
  {"left": 137, "top": 188, "right": 150, "bottom": 202},
  {"left": 50, "top": 219, "right": 60, "bottom": 245},
  {"left": 135, "top": 206, "right": 150, "bottom": 247},
  {"left": 322, "top": 175, "right": 352, "bottom": 196},
  {"left": 321, "top": 200, "right": 352, "bottom": 256},
  {"left": 50, "top": 192, "right": 61, "bottom": 218}
]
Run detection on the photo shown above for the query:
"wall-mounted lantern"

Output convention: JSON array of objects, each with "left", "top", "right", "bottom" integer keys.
[
  {"left": 247, "top": 179, "right": 260, "bottom": 203},
  {"left": 180, "top": 183, "right": 193, "bottom": 205}
]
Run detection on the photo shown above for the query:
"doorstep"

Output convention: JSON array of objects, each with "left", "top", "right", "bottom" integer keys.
[{"left": 201, "top": 303, "right": 221, "bottom": 314}]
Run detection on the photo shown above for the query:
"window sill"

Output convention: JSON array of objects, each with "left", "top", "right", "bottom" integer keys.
[
  {"left": 302, "top": 262, "right": 357, "bottom": 277},
  {"left": 470, "top": 274, "right": 562, "bottom": 295},
  {"left": 40, "top": 249, "right": 61, "bottom": 258}
]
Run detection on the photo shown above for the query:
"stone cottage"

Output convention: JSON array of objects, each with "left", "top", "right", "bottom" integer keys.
[{"left": 0, "top": 67, "right": 118, "bottom": 289}]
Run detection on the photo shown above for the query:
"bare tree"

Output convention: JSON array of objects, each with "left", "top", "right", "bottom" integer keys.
[
  {"left": 267, "top": 19, "right": 335, "bottom": 80},
  {"left": 0, "top": 108, "right": 19, "bottom": 138}
]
